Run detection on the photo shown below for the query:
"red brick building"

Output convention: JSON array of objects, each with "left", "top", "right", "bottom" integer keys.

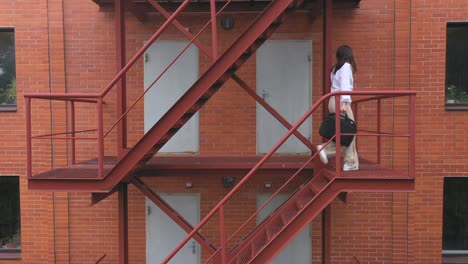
[{"left": 0, "top": 0, "right": 467, "bottom": 263}]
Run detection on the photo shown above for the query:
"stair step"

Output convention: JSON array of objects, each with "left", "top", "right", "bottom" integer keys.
[
  {"left": 218, "top": 72, "right": 232, "bottom": 84},
  {"left": 175, "top": 114, "right": 192, "bottom": 127},
  {"left": 275, "top": 11, "right": 289, "bottom": 24},
  {"left": 309, "top": 175, "right": 327, "bottom": 189},
  {"left": 237, "top": 254, "right": 250, "bottom": 264},
  {"left": 226, "top": 66, "right": 237, "bottom": 76},
  {"left": 261, "top": 25, "right": 280, "bottom": 40},
  {"left": 142, "top": 152, "right": 154, "bottom": 160},
  {"left": 201, "top": 85, "right": 219, "bottom": 99},
  {"left": 249, "top": 41, "right": 263, "bottom": 53},
  {"left": 187, "top": 98, "right": 208, "bottom": 113},
  {"left": 241, "top": 50, "right": 252, "bottom": 58},
  {"left": 279, "top": 207, "right": 297, "bottom": 225},
  {"left": 234, "top": 53, "right": 251, "bottom": 67},
  {"left": 295, "top": 199, "right": 303, "bottom": 210},
  {"left": 322, "top": 170, "right": 335, "bottom": 181},
  {"left": 309, "top": 183, "right": 320, "bottom": 193},
  {"left": 295, "top": 190, "right": 314, "bottom": 209},
  {"left": 265, "top": 223, "right": 282, "bottom": 240},
  {"left": 251, "top": 239, "right": 267, "bottom": 257}
]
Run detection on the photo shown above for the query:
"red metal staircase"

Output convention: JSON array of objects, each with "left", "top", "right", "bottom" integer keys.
[
  {"left": 26, "top": 0, "right": 305, "bottom": 193},
  {"left": 220, "top": 159, "right": 414, "bottom": 263},
  {"left": 24, "top": 0, "right": 415, "bottom": 262},
  {"left": 228, "top": 171, "right": 337, "bottom": 263}
]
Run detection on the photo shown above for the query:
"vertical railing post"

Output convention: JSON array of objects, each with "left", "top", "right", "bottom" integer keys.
[
  {"left": 220, "top": 205, "right": 227, "bottom": 263},
  {"left": 335, "top": 95, "right": 342, "bottom": 175},
  {"left": 25, "top": 97, "right": 32, "bottom": 178},
  {"left": 409, "top": 94, "right": 416, "bottom": 178},
  {"left": 98, "top": 97, "right": 104, "bottom": 179},
  {"left": 210, "top": 0, "right": 218, "bottom": 60},
  {"left": 377, "top": 98, "right": 382, "bottom": 165},
  {"left": 354, "top": 103, "right": 358, "bottom": 149},
  {"left": 115, "top": 0, "right": 127, "bottom": 156},
  {"left": 70, "top": 101, "right": 76, "bottom": 165}
]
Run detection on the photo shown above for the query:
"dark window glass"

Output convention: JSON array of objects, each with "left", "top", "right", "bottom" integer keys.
[
  {"left": 0, "top": 176, "right": 21, "bottom": 254},
  {"left": 443, "top": 177, "right": 468, "bottom": 250},
  {"left": 0, "top": 29, "right": 16, "bottom": 106},
  {"left": 445, "top": 23, "right": 468, "bottom": 105}
]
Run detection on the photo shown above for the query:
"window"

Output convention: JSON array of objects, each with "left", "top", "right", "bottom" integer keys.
[
  {"left": 0, "top": 176, "right": 21, "bottom": 258},
  {"left": 443, "top": 177, "right": 468, "bottom": 252},
  {"left": 445, "top": 22, "right": 468, "bottom": 107},
  {"left": 0, "top": 29, "right": 16, "bottom": 108}
]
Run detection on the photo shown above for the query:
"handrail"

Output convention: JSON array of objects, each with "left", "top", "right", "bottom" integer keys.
[
  {"left": 31, "top": 129, "right": 97, "bottom": 139},
  {"left": 99, "top": 0, "right": 192, "bottom": 98},
  {"left": 163, "top": 91, "right": 416, "bottom": 263},
  {"left": 24, "top": 92, "right": 101, "bottom": 99}
]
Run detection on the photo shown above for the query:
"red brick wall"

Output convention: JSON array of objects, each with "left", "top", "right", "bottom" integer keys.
[
  {"left": 2, "top": 0, "right": 467, "bottom": 263},
  {"left": 1, "top": 0, "right": 54, "bottom": 263},
  {"left": 408, "top": 1, "right": 468, "bottom": 263}
]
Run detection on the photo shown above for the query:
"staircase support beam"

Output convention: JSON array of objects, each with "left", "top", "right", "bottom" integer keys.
[
  {"left": 332, "top": 178, "right": 415, "bottom": 193},
  {"left": 132, "top": 177, "right": 217, "bottom": 254},
  {"left": 92, "top": 186, "right": 119, "bottom": 204},
  {"left": 115, "top": 0, "right": 128, "bottom": 155},
  {"left": 146, "top": 0, "right": 213, "bottom": 58},
  {"left": 232, "top": 74, "right": 316, "bottom": 152},
  {"left": 118, "top": 183, "right": 129, "bottom": 264},
  {"left": 28, "top": 179, "right": 110, "bottom": 193}
]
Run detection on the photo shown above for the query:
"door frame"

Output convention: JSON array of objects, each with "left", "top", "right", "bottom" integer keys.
[
  {"left": 255, "top": 39, "right": 313, "bottom": 154},
  {"left": 146, "top": 193, "right": 201, "bottom": 264},
  {"left": 143, "top": 40, "right": 200, "bottom": 153}
]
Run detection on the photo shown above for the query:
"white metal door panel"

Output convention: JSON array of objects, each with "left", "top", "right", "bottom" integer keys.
[
  {"left": 257, "top": 40, "right": 312, "bottom": 153},
  {"left": 146, "top": 194, "right": 200, "bottom": 264},
  {"left": 144, "top": 41, "right": 199, "bottom": 153},
  {"left": 257, "top": 193, "right": 312, "bottom": 264}
]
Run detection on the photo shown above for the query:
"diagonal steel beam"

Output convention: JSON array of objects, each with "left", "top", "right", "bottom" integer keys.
[
  {"left": 146, "top": 0, "right": 212, "bottom": 57},
  {"left": 91, "top": 186, "right": 118, "bottom": 205},
  {"left": 127, "top": 4, "right": 148, "bottom": 22},
  {"left": 131, "top": 177, "right": 217, "bottom": 254},
  {"left": 232, "top": 74, "right": 316, "bottom": 151}
]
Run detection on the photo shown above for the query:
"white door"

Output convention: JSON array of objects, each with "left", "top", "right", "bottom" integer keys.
[
  {"left": 144, "top": 41, "right": 199, "bottom": 153},
  {"left": 257, "top": 40, "right": 312, "bottom": 154},
  {"left": 257, "top": 193, "right": 312, "bottom": 264},
  {"left": 146, "top": 194, "right": 200, "bottom": 264}
]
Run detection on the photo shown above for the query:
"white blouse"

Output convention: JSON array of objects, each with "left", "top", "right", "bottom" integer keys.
[{"left": 330, "top": 62, "right": 354, "bottom": 103}]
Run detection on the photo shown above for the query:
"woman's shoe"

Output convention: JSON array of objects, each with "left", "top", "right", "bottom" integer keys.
[
  {"left": 316, "top": 145, "right": 328, "bottom": 164},
  {"left": 343, "top": 164, "right": 358, "bottom": 171}
]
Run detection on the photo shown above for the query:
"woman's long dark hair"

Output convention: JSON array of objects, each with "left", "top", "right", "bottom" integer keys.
[{"left": 332, "top": 45, "right": 357, "bottom": 74}]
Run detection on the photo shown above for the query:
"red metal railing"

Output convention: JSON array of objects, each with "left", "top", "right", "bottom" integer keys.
[
  {"left": 161, "top": 91, "right": 416, "bottom": 263},
  {"left": 24, "top": 0, "right": 241, "bottom": 179}
]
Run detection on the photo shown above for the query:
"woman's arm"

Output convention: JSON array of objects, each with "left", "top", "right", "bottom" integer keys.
[{"left": 337, "top": 63, "right": 354, "bottom": 112}]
